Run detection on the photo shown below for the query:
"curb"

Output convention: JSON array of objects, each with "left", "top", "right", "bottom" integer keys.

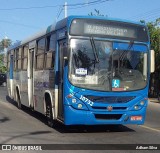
[{"left": 149, "top": 98, "right": 160, "bottom": 103}]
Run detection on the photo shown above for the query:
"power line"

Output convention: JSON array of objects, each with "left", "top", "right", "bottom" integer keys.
[
  {"left": 0, "top": 0, "right": 111, "bottom": 11},
  {"left": 65, "top": 0, "right": 110, "bottom": 7},
  {"left": 56, "top": 6, "right": 63, "bottom": 20},
  {"left": 0, "top": 5, "right": 60, "bottom": 11},
  {"left": 68, "top": 0, "right": 110, "bottom": 10},
  {"left": 129, "top": 8, "right": 160, "bottom": 19},
  {"left": 127, "top": 8, "right": 160, "bottom": 21},
  {"left": 56, "top": 0, "right": 110, "bottom": 19},
  {"left": 0, "top": 0, "right": 112, "bottom": 39},
  {"left": 0, "top": 19, "right": 40, "bottom": 29}
]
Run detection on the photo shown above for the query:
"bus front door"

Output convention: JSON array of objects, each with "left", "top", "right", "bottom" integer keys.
[{"left": 57, "top": 39, "right": 67, "bottom": 121}]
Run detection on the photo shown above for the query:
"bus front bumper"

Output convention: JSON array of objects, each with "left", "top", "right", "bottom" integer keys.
[{"left": 63, "top": 105, "right": 146, "bottom": 125}]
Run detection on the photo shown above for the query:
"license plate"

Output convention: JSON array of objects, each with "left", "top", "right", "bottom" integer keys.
[{"left": 131, "top": 116, "right": 142, "bottom": 121}]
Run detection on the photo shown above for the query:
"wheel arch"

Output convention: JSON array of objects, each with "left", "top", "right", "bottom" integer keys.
[
  {"left": 44, "top": 90, "right": 55, "bottom": 119},
  {"left": 15, "top": 84, "right": 21, "bottom": 101}
]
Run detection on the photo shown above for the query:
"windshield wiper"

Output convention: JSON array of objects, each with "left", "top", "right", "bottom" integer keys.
[
  {"left": 90, "top": 37, "right": 99, "bottom": 63},
  {"left": 119, "top": 41, "right": 135, "bottom": 60},
  {"left": 128, "top": 40, "right": 134, "bottom": 50}
]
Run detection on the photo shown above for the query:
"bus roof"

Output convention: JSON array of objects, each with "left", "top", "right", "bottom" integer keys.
[
  {"left": 66, "top": 15, "right": 145, "bottom": 26},
  {"left": 7, "top": 15, "right": 146, "bottom": 51}
]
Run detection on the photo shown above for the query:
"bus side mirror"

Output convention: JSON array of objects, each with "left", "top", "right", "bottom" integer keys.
[{"left": 150, "top": 50, "right": 155, "bottom": 73}]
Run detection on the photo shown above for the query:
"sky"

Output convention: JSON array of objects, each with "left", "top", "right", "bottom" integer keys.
[{"left": 0, "top": 0, "right": 160, "bottom": 43}]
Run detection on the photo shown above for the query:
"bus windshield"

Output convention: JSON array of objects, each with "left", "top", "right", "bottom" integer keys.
[{"left": 69, "top": 39, "right": 148, "bottom": 92}]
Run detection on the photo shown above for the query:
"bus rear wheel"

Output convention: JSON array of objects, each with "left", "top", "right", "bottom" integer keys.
[
  {"left": 45, "top": 98, "right": 55, "bottom": 128},
  {"left": 16, "top": 88, "right": 21, "bottom": 109}
]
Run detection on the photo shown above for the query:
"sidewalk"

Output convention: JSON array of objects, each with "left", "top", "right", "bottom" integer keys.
[{"left": 149, "top": 98, "right": 160, "bottom": 103}]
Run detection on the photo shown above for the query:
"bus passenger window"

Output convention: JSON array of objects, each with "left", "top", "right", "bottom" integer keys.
[
  {"left": 45, "top": 34, "right": 56, "bottom": 69},
  {"left": 36, "top": 38, "right": 45, "bottom": 69},
  {"left": 46, "top": 34, "right": 56, "bottom": 52},
  {"left": 22, "top": 45, "right": 28, "bottom": 70},
  {"left": 36, "top": 54, "right": 44, "bottom": 69},
  {"left": 23, "top": 45, "right": 28, "bottom": 57},
  {"left": 13, "top": 50, "right": 17, "bottom": 70},
  {"left": 18, "top": 48, "right": 22, "bottom": 70},
  {"left": 45, "top": 51, "right": 55, "bottom": 69},
  {"left": 15, "top": 48, "right": 20, "bottom": 70},
  {"left": 37, "top": 38, "right": 45, "bottom": 53}
]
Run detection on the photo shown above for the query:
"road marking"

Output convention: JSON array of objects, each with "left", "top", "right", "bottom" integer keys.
[{"left": 140, "top": 125, "right": 160, "bottom": 133}]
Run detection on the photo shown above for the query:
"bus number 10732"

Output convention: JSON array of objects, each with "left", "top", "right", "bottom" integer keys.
[{"left": 79, "top": 95, "right": 94, "bottom": 106}]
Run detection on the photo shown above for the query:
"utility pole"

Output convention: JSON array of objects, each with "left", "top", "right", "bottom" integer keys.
[{"left": 64, "top": 2, "right": 67, "bottom": 18}]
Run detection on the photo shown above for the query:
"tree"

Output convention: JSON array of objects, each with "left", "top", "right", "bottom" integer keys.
[
  {"left": 146, "top": 18, "right": 160, "bottom": 97},
  {"left": 89, "top": 9, "right": 107, "bottom": 17},
  {"left": 0, "top": 38, "right": 12, "bottom": 73},
  {"left": 0, "top": 55, "right": 7, "bottom": 73},
  {"left": 0, "top": 38, "right": 12, "bottom": 50},
  {"left": 147, "top": 18, "right": 160, "bottom": 60}
]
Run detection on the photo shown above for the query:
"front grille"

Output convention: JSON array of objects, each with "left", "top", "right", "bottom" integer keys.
[
  {"left": 95, "top": 114, "right": 122, "bottom": 120},
  {"left": 85, "top": 95, "right": 136, "bottom": 103},
  {"left": 92, "top": 106, "right": 127, "bottom": 110}
]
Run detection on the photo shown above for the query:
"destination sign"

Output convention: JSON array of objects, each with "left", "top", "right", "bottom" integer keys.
[
  {"left": 70, "top": 18, "right": 149, "bottom": 42},
  {"left": 84, "top": 23, "right": 136, "bottom": 38}
]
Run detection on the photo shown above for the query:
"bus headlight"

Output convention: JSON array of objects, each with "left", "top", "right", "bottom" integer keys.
[
  {"left": 134, "top": 105, "right": 140, "bottom": 110},
  {"left": 71, "top": 100, "right": 88, "bottom": 110},
  {"left": 67, "top": 95, "right": 88, "bottom": 110},
  {"left": 78, "top": 104, "right": 83, "bottom": 109},
  {"left": 131, "top": 99, "right": 146, "bottom": 111},
  {"left": 72, "top": 98, "right": 76, "bottom": 103},
  {"left": 140, "top": 101, "right": 145, "bottom": 106}
]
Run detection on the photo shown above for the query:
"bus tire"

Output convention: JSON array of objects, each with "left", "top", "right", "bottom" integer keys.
[
  {"left": 45, "top": 94, "right": 54, "bottom": 127},
  {"left": 16, "top": 87, "right": 21, "bottom": 109}
]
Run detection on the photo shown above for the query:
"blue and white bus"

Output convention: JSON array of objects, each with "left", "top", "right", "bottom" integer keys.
[{"left": 6, "top": 16, "right": 154, "bottom": 127}]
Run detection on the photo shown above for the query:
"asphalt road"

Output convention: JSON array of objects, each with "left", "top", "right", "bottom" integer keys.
[{"left": 0, "top": 86, "right": 160, "bottom": 153}]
